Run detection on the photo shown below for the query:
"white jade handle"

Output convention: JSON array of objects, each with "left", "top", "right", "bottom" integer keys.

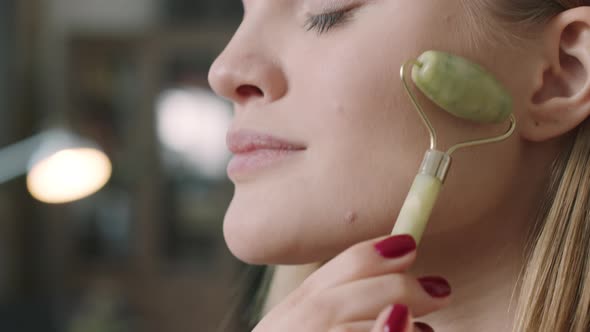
[{"left": 391, "top": 173, "right": 442, "bottom": 245}]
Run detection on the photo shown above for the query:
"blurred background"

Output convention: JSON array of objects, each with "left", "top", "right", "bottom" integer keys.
[{"left": 0, "top": 1, "right": 250, "bottom": 331}]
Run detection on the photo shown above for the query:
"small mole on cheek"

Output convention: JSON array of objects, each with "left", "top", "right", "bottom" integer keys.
[
  {"left": 344, "top": 211, "right": 358, "bottom": 225},
  {"left": 334, "top": 102, "right": 347, "bottom": 116}
]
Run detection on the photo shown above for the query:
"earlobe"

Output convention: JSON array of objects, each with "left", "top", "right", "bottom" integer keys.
[{"left": 521, "top": 7, "right": 590, "bottom": 142}]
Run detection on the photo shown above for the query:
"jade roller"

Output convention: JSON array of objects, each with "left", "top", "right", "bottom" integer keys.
[{"left": 391, "top": 50, "right": 516, "bottom": 245}]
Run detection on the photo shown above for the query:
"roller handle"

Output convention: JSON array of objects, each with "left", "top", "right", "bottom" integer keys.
[
  {"left": 391, "top": 173, "right": 442, "bottom": 246},
  {"left": 390, "top": 143, "right": 511, "bottom": 245}
]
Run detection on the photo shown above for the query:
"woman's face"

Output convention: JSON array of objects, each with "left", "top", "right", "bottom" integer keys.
[{"left": 209, "top": 0, "right": 538, "bottom": 264}]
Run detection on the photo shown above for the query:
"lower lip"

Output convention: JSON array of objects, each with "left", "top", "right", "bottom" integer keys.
[{"left": 227, "top": 149, "right": 304, "bottom": 179}]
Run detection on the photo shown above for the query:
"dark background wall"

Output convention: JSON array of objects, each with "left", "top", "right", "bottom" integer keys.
[
  {"left": 0, "top": 0, "right": 14, "bottom": 140},
  {"left": 0, "top": 0, "right": 12, "bottom": 297},
  {"left": 0, "top": 1, "right": 249, "bottom": 331}
]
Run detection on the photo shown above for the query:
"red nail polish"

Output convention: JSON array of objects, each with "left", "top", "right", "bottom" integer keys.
[
  {"left": 374, "top": 235, "right": 416, "bottom": 258},
  {"left": 418, "top": 276, "right": 451, "bottom": 298},
  {"left": 385, "top": 304, "right": 409, "bottom": 332},
  {"left": 414, "top": 322, "right": 434, "bottom": 332}
]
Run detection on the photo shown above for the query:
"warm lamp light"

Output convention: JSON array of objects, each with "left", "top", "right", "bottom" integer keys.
[
  {"left": 0, "top": 129, "right": 112, "bottom": 204},
  {"left": 27, "top": 148, "right": 111, "bottom": 204}
]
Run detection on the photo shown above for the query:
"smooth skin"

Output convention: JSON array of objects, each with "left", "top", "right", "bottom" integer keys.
[{"left": 208, "top": 0, "right": 590, "bottom": 330}]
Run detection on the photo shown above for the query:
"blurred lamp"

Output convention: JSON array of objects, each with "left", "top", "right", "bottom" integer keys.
[
  {"left": 156, "top": 88, "right": 231, "bottom": 178},
  {"left": 0, "top": 129, "right": 112, "bottom": 204}
]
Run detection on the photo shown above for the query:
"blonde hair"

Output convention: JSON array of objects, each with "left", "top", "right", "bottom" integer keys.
[
  {"left": 514, "top": 120, "right": 590, "bottom": 332},
  {"left": 484, "top": 1, "right": 590, "bottom": 331}
]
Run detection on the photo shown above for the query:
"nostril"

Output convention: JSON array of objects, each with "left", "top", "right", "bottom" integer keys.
[{"left": 236, "top": 85, "right": 264, "bottom": 99}]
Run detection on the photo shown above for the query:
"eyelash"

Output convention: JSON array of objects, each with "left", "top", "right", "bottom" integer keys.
[{"left": 305, "top": 9, "right": 354, "bottom": 34}]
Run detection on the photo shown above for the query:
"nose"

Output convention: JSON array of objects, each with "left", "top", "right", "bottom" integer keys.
[{"left": 208, "top": 39, "right": 288, "bottom": 105}]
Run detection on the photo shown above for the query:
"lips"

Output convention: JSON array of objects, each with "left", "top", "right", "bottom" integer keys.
[
  {"left": 226, "top": 129, "right": 306, "bottom": 154},
  {"left": 225, "top": 129, "right": 306, "bottom": 179}
]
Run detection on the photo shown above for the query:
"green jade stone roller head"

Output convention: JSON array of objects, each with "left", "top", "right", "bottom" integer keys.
[{"left": 391, "top": 50, "right": 517, "bottom": 245}]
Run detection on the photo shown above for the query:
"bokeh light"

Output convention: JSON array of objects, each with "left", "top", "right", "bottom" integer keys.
[{"left": 27, "top": 148, "right": 112, "bottom": 204}]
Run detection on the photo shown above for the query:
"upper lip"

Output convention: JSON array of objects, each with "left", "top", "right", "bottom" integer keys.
[{"left": 226, "top": 129, "right": 307, "bottom": 154}]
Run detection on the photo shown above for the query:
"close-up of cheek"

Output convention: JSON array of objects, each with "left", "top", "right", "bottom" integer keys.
[
  {"left": 221, "top": 0, "right": 530, "bottom": 265},
  {"left": 223, "top": 1, "right": 476, "bottom": 264},
  {"left": 224, "top": 54, "right": 432, "bottom": 264}
]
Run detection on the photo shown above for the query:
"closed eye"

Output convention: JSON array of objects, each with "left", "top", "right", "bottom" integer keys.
[{"left": 305, "top": 8, "right": 355, "bottom": 34}]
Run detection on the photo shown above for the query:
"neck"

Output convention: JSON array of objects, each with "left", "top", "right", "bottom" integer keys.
[
  {"left": 410, "top": 150, "right": 550, "bottom": 331},
  {"left": 262, "top": 262, "right": 322, "bottom": 315},
  {"left": 409, "top": 205, "right": 533, "bottom": 331}
]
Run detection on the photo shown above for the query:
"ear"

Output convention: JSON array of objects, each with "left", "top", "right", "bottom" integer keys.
[{"left": 521, "top": 7, "right": 590, "bottom": 142}]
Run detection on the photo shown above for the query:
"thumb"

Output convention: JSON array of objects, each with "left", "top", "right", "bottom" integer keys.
[{"left": 371, "top": 304, "right": 434, "bottom": 332}]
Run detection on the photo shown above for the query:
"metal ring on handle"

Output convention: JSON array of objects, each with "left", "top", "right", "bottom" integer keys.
[{"left": 399, "top": 59, "right": 517, "bottom": 155}]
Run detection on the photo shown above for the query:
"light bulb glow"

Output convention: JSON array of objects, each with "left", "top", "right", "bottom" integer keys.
[
  {"left": 156, "top": 88, "right": 232, "bottom": 178},
  {"left": 26, "top": 148, "right": 112, "bottom": 204}
]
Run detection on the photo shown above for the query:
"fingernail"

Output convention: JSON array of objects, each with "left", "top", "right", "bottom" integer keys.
[
  {"left": 384, "top": 304, "right": 409, "bottom": 332},
  {"left": 414, "top": 322, "right": 434, "bottom": 332},
  {"left": 418, "top": 276, "right": 451, "bottom": 298},
  {"left": 374, "top": 235, "right": 416, "bottom": 258}
]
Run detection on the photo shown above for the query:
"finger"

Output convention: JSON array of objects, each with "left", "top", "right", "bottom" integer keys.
[
  {"left": 304, "top": 234, "right": 418, "bottom": 291},
  {"left": 323, "top": 274, "right": 451, "bottom": 323},
  {"left": 413, "top": 322, "right": 435, "bottom": 332},
  {"left": 370, "top": 304, "right": 412, "bottom": 332},
  {"left": 328, "top": 321, "right": 374, "bottom": 332},
  {"left": 326, "top": 319, "right": 434, "bottom": 332}
]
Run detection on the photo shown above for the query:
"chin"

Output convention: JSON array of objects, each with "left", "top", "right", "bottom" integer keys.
[
  {"left": 223, "top": 216, "right": 267, "bottom": 265},
  {"left": 222, "top": 201, "right": 332, "bottom": 265},
  {"left": 222, "top": 202, "right": 291, "bottom": 265},
  {"left": 221, "top": 173, "right": 370, "bottom": 265}
]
